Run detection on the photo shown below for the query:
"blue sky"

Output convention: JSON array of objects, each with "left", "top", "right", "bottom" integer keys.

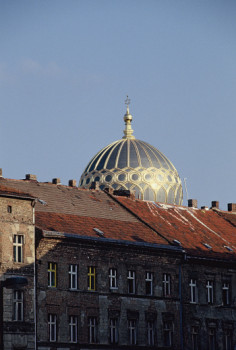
[{"left": 0, "top": 0, "right": 236, "bottom": 209}]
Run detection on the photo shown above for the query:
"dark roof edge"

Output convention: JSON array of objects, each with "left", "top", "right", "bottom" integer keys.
[
  {"left": 0, "top": 192, "right": 35, "bottom": 201},
  {"left": 41, "top": 230, "right": 184, "bottom": 253}
]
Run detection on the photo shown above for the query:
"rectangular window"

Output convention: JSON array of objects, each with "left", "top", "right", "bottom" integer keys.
[
  {"left": 128, "top": 319, "right": 137, "bottom": 345},
  {"left": 191, "top": 326, "right": 199, "bottom": 350},
  {"left": 69, "top": 316, "right": 78, "bottom": 343},
  {"left": 48, "top": 262, "right": 57, "bottom": 287},
  {"left": 163, "top": 273, "right": 171, "bottom": 296},
  {"left": 109, "top": 268, "right": 117, "bottom": 289},
  {"left": 206, "top": 280, "right": 214, "bottom": 304},
  {"left": 13, "top": 290, "right": 23, "bottom": 321},
  {"left": 127, "top": 270, "right": 135, "bottom": 294},
  {"left": 88, "top": 267, "right": 96, "bottom": 291},
  {"left": 163, "top": 321, "right": 173, "bottom": 347},
  {"left": 189, "top": 279, "right": 197, "bottom": 303},
  {"left": 145, "top": 272, "right": 153, "bottom": 296},
  {"left": 208, "top": 328, "right": 216, "bottom": 350},
  {"left": 147, "top": 320, "right": 155, "bottom": 346},
  {"left": 48, "top": 314, "right": 57, "bottom": 342},
  {"left": 110, "top": 318, "right": 118, "bottom": 344},
  {"left": 69, "top": 264, "right": 78, "bottom": 290},
  {"left": 13, "top": 235, "right": 23, "bottom": 263},
  {"left": 222, "top": 282, "right": 230, "bottom": 306},
  {"left": 88, "top": 317, "right": 97, "bottom": 343},
  {"left": 224, "top": 329, "right": 233, "bottom": 350}
]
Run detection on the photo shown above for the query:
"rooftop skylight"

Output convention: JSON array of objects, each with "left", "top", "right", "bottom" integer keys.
[
  {"left": 93, "top": 228, "right": 104, "bottom": 237},
  {"left": 202, "top": 243, "right": 212, "bottom": 249},
  {"left": 224, "top": 246, "right": 233, "bottom": 252},
  {"left": 173, "top": 239, "right": 181, "bottom": 246}
]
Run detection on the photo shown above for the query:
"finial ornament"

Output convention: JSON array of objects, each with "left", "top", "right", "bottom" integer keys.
[{"left": 123, "top": 95, "right": 135, "bottom": 139}]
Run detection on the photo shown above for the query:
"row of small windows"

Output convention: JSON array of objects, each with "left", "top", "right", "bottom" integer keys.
[
  {"left": 48, "top": 264, "right": 172, "bottom": 297},
  {"left": 48, "top": 263, "right": 233, "bottom": 305},
  {"left": 189, "top": 279, "right": 231, "bottom": 306},
  {"left": 48, "top": 314, "right": 173, "bottom": 346}
]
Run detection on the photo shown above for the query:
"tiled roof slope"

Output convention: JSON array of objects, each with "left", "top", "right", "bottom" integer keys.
[
  {"left": 36, "top": 212, "right": 169, "bottom": 245},
  {"left": 0, "top": 185, "right": 34, "bottom": 199},
  {"left": 115, "top": 197, "right": 236, "bottom": 259},
  {"left": 217, "top": 211, "right": 236, "bottom": 227},
  {"left": 0, "top": 178, "right": 136, "bottom": 221}
]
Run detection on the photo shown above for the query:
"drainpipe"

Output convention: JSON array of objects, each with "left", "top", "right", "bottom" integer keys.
[{"left": 179, "top": 263, "right": 184, "bottom": 350}]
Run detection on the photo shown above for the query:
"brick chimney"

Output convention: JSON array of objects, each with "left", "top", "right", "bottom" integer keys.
[
  {"left": 228, "top": 203, "right": 236, "bottom": 212},
  {"left": 68, "top": 179, "right": 77, "bottom": 187},
  {"left": 188, "top": 199, "right": 197, "bottom": 208},
  {"left": 0, "top": 168, "right": 2, "bottom": 177},
  {"left": 25, "top": 174, "right": 37, "bottom": 181},
  {"left": 211, "top": 201, "right": 219, "bottom": 209},
  {"left": 52, "top": 178, "right": 61, "bottom": 185},
  {"left": 90, "top": 182, "right": 100, "bottom": 190}
]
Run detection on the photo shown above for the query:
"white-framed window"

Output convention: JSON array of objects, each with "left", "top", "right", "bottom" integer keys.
[
  {"left": 163, "top": 273, "right": 171, "bottom": 296},
  {"left": 191, "top": 326, "right": 199, "bottom": 350},
  {"left": 145, "top": 272, "right": 153, "bottom": 296},
  {"left": 110, "top": 318, "right": 118, "bottom": 344},
  {"left": 222, "top": 282, "right": 230, "bottom": 306},
  {"left": 109, "top": 268, "right": 117, "bottom": 289},
  {"left": 189, "top": 279, "right": 197, "bottom": 303},
  {"left": 13, "top": 235, "right": 23, "bottom": 263},
  {"left": 128, "top": 319, "right": 137, "bottom": 345},
  {"left": 88, "top": 317, "right": 97, "bottom": 343},
  {"left": 48, "top": 314, "right": 57, "bottom": 342},
  {"left": 206, "top": 280, "right": 214, "bottom": 304},
  {"left": 69, "top": 264, "right": 78, "bottom": 290},
  {"left": 127, "top": 270, "right": 135, "bottom": 294},
  {"left": 69, "top": 315, "right": 78, "bottom": 343},
  {"left": 48, "top": 262, "right": 57, "bottom": 288},
  {"left": 163, "top": 321, "right": 173, "bottom": 347},
  {"left": 13, "top": 290, "right": 23, "bottom": 321},
  {"left": 147, "top": 320, "right": 155, "bottom": 345}
]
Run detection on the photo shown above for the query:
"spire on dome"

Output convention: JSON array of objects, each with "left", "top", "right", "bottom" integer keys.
[{"left": 123, "top": 95, "right": 135, "bottom": 139}]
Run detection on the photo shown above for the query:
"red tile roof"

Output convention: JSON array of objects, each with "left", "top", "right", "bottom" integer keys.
[
  {"left": 114, "top": 197, "right": 236, "bottom": 259},
  {"left": 36, "top": 211, "right": 169, "bottom": 245}
]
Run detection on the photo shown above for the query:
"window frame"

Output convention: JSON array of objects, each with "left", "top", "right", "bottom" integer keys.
[
  {"left": 127, "top": 270, "right": 135, "bottom": 294},
  {"left": 145, "top": 272, "right": 153, "bottom": 296},
  {"left": 110, "top": 318, "right": 119, "bottom": 344},
  {"left": 69, "top": 264, "right": 78, "bottom": 290},
  {"left": 88, "top": 266, "right": 96, "bottom": 291},
  {"left": 206, "top": 280, "right": 214, "bottom": 304},
  {"left": 128, "top": 319, "right": 137, "bottom": 345},
  {"left": 13, "top": 290, "right": 23, "bottom": 321},
  {"left": 69, "top": 315, "right": 78, "bottom": 343},
  {"left": 208, "top": 327, "right": 216, "bottom": 350},
  {"left": 13, "top": 234, "right": 24, "bottom": 263},
  {"left": 191, "top": 326, "right": 199, "bottom": 350},
  {"left": 163, "top": 273, "right": 171, "bottom": 297},
  {"left": 109, "top": 268, "right": 118, "bottom": 290},
  {"left": 88, "top": 316, "right": 97, "bottom": 343},
  {"left": 163, "top": 321, "right": 173, "bottom": 347},
  {"left": 147, "top": 320, "right": 155, "bottom": 346},
  {"left": 222, "top": 282, "right": 230, "bottom": 306},
  {"left": 189, "top": 279, "right": 198, "bottom": 303},
  {"left": 48, "top": 314, "right": 57, "bottom": 342},
  {"left": 48, "top": 262, "right": 57, "bottom": 288}
]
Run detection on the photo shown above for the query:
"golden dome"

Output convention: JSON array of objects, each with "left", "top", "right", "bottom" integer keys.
[{"left": 79, "top": 102, "right": 183, "bottom": 204}]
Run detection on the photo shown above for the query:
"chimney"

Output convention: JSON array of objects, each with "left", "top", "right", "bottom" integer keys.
[
  {"left": 52, "top": 178, "right": 61, "bottom": 185},
  {"left": 25, "top": 174, "right": 37, "bottom": 181},
  {"left": 211, "top": 201, "right": 219, "bottom": 209},
  {"left": 188, "top": 199, "right": 198, "bottom": 208},
  {"left": 228, "top": 203, "right": 236, "bottom": 212},
  {"left": 68, "top": 179, "right": 77, "bottom": 187},
  {"left": 104, "top": 187, "right": 114, "bottom": 194},
  {"left": 90, "top": 182, "right": 99, "bottom": 190},
  {"left": 0, "top": 168, "right": 2, "bottom": 177},
  {"left": 201, "top": 206, "right": 209, "bottom": 210}
]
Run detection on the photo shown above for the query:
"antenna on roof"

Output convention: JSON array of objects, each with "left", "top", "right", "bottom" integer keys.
[{"left": 184, "top": 178, "right": 189, "bottom": 202}]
